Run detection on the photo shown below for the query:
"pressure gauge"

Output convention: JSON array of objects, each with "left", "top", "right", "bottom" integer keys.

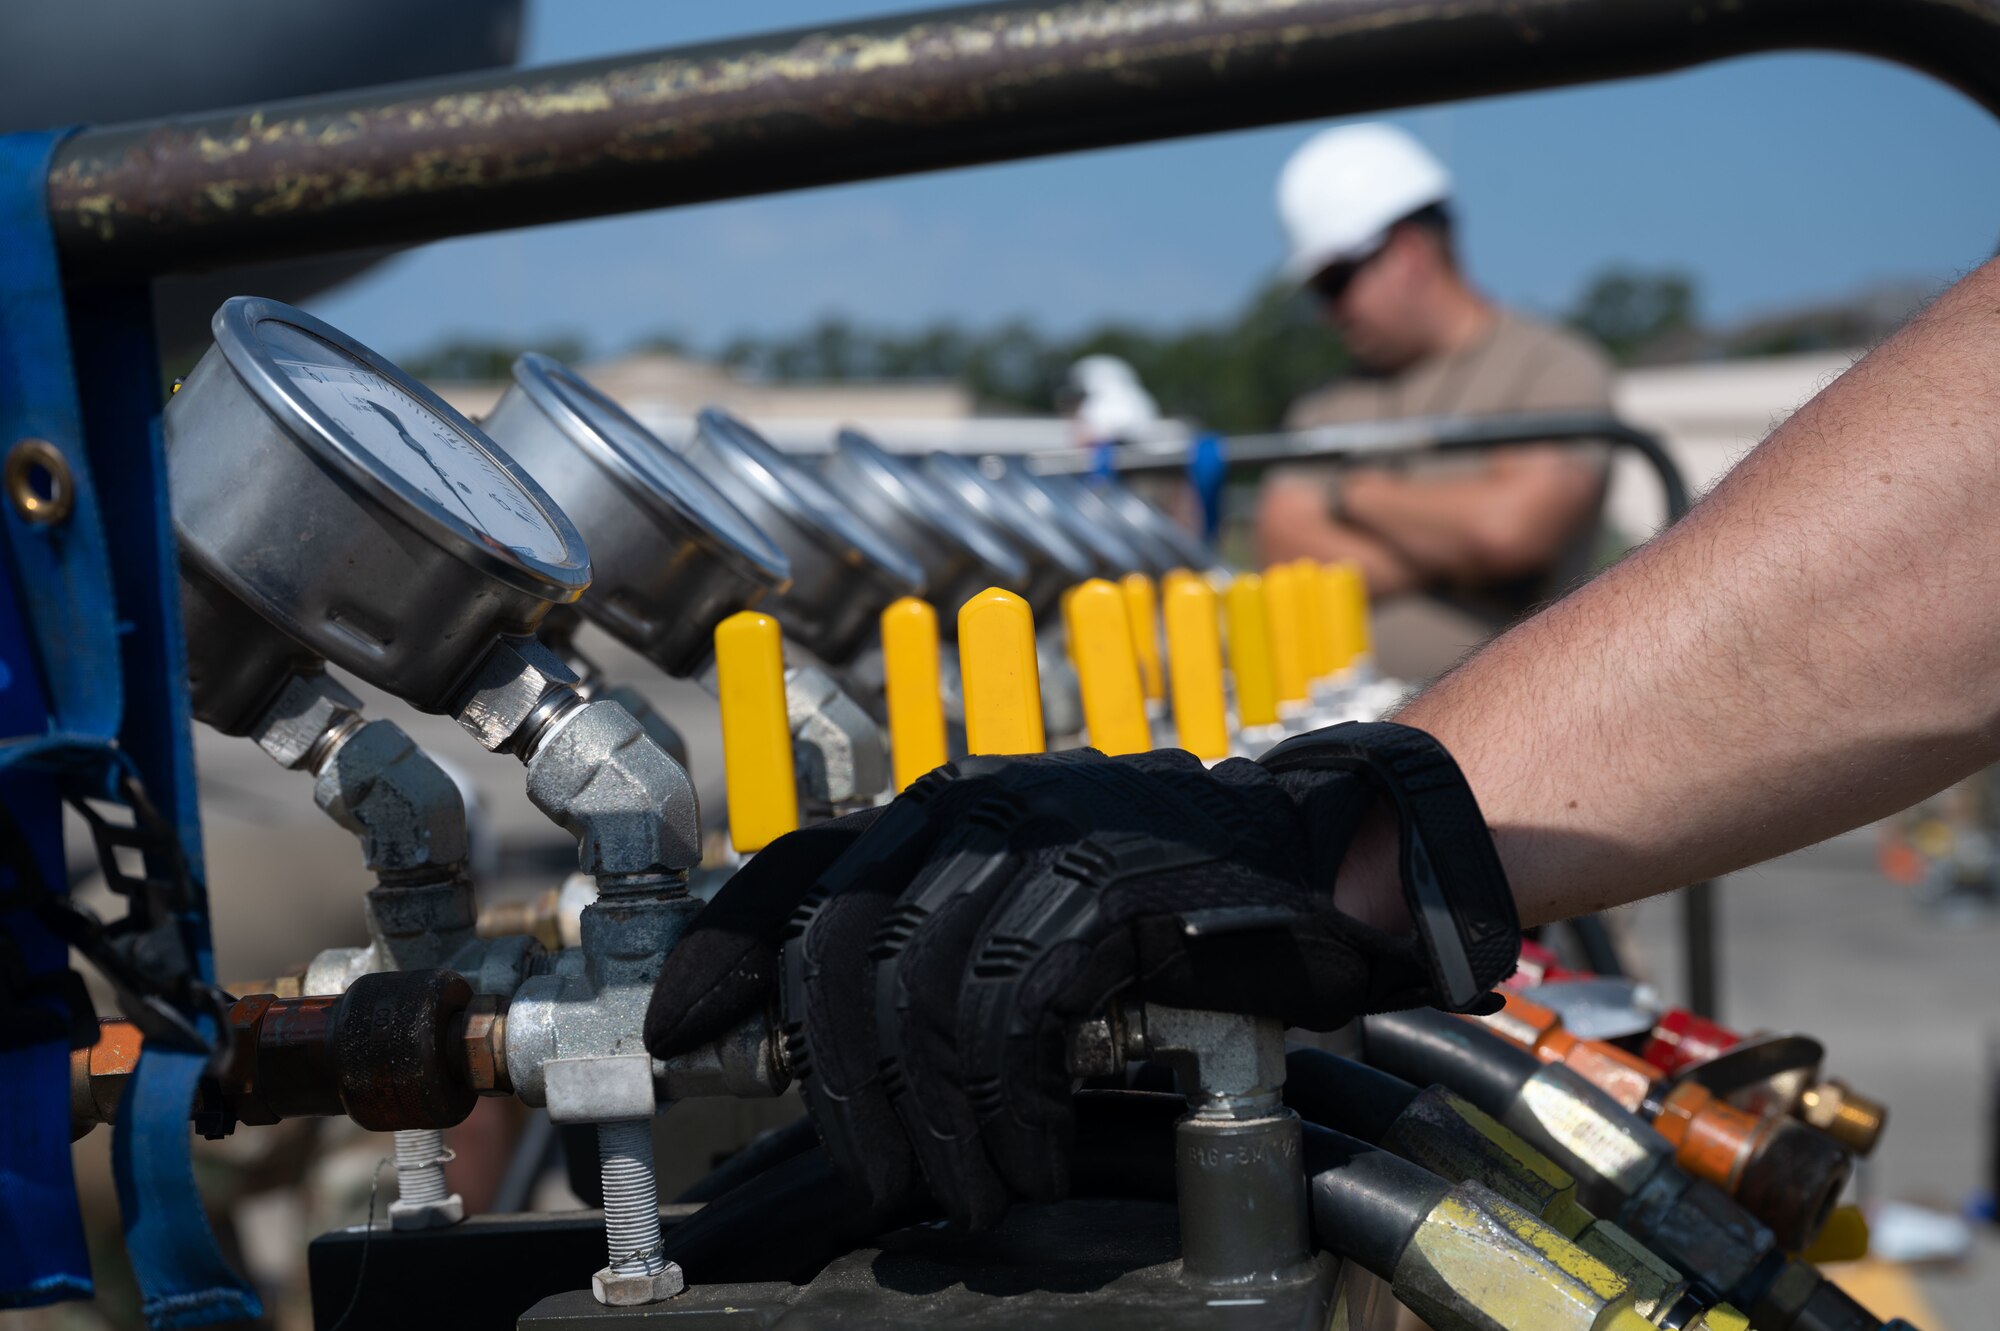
[
  {"left": 481, "top": 354, "right": 791, "bottom": 677},
  {"left": 1096, "top": 478, "right": 1225, "bottom": 573},
  {"left": 168, "top": 297, "right": 591, "bottom": 716},
  {"left": 1042, "top": 474, "right": 1179, "bottom": 578},
  {"left": 820, "top": 430, "right": 1028, "bottom": 621},
  {"left": 675, "top": 410, "right": 925, "bottom": 665},
  {"left": 922, "top": 451, "right": 1092, "bottom": 618},
  {"left": 995, "top": 458, "right": 1146, "bottom": 581}
]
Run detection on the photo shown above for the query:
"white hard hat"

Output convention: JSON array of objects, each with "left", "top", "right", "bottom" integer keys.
[
  {"left": 1066, "top": 355, "right": 1159, "bottom": 442},
  {"left": 1277, "top": 123, "right": 1451, "bottom": 282}
]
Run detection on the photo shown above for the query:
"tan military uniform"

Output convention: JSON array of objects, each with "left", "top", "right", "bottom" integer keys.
[{"left": 1278, "top": 310, "right": 1615, "bottom": 681}]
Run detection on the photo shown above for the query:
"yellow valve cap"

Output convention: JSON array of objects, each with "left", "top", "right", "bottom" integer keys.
[
  {"left": 1327, "top": 559, "right": 1372, "bottom": 663},
  {"left": 1224, "top": 573, "right": 1279, "bottom": 728},
  {"left": 1162, "top": 574, "right": 1228, "bottom": 760},
  {"left": 1058, "top": 582, "right": 1084, "bottom": 669},
  {"left": 880, "top": 597, "right": 948, "bottom": 791},
  {"left": 1262, "top": 562, "right": 1311, "bottom": 704},
  {"left": 1293, "top": 557, "right": 1336, "bottom": 679},
  {"left": 714, "top": 610, "right": 799, "bottom": 854},
  {"left": 1800, "top": 1205, "right": 1870, "bottom": 1264},
  {"left": 958, "top": 587, "right": 1045, "bottom": 755},
  {"left": 1067, "top": 579, "right": 1151, "bottom": 756},
  {"left": 1120, "top": 572, "right": 1165, "bottom": 702}
]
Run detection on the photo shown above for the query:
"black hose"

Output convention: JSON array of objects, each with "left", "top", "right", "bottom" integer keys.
[
  {"left": 1301, "top": 1122, "right": 1446, "bottom": 1280},
  {"left": 674, "top": 1114, "right": 820, "bottom": 1205},
  {"left": 1360, "top": 1010, "right": 1543, "bottom": 1120},
  {"left": 1284, "top": 1047, "right": 1421, "bottom": 1144}
]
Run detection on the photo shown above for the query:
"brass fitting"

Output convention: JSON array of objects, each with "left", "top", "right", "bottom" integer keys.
[{"left": 1798, "top": 1079, "right": 1888, "bottom": 1156}]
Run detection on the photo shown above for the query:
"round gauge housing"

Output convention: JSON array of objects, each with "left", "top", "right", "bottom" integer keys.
[
  {"left": 997, "top": 459, "right": 1146, "bottom": 580},
  {"left": 1043, "top": 474, "right": 1180, "bottom": 577},
  {"left": 675, "top": 410, "right": 925, "bottom": 664},
  {"left": 482, "top": 354, "right": 792, "bottom": 676},
  {"left": 922, "top": 451, "right": 1092, "bottom": 618},
  {"left": 167, "top": 297, "right": 591, "bottom": 715},
  {"left": 1097, "top": 478, "right": 1225, "bottom": 573},
  {"left": 820, "top": 429, "right": 1028, "bottom": 620}
]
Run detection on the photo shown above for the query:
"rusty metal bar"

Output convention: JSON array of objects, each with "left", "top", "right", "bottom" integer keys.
[{"left": 47, "top": 0, "right": 2000, "bottom": 280}]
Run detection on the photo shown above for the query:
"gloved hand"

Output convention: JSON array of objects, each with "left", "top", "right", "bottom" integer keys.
[{"left": 646, "top": 721, "right": 1518, "bottom": 1230}]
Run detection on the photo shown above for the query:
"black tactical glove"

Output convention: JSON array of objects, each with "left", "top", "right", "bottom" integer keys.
[{"left": 646, "top": 721, "right": 1518, "bottom": 1230}]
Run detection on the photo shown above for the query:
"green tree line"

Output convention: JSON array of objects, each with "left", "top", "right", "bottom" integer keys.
[{"left": 399, "top": 268, "right": 1918, "bottom": 435}]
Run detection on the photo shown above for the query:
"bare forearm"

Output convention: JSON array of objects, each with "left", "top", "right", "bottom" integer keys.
[
  {"left": 1256, "top": 489, "right": 1424, "bottom": 595},
  {"left": 1342, "top": 452, "right": 1600, "bottom": 583},
  {"left": 1393, "top": 260, "right": 2000, "bottom": 925}
]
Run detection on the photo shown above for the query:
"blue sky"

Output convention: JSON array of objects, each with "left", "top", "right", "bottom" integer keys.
[{"left": 312, "top": 2, "right": 2000, "bottom": 362}]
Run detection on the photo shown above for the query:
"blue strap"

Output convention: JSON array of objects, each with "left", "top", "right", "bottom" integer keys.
[
  {"left": 1189, "top": 433, "right": 1227, "bottom": 542},
  {"left": 0, "top": 130, "right": 258, "bottom": 1325}
]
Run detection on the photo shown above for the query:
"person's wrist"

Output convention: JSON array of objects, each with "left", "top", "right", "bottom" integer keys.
[{"left": 1332, "top": 798, "right": 1413, "bottom": 934}]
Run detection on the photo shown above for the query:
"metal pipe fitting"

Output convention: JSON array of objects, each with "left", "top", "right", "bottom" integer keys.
[
  {"left": 72, "top": 971, "right": 482, "bottom": 1140},
  {"left": 1285, "top": 1050, "right": 1727, "bottom": 1328},
  {"left": 784, "top": 664, "right": 891, "bottom": 813},
  {"left": 1303, "top": 1126, "right": 1657, "bottom": 1331},
  {"left": 1363, "top": 1012, "right": 1895, "bottom": 1331}
]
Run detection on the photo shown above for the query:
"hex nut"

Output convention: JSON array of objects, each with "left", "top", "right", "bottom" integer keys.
[
  {"left": 592, "top": 1262, "right": 685, "bottom": 1306},
  {"left": 250, "top": 671, "right": 363, "bottom": 770},
  {"left": 451, "top": 635, "right": 580, "bottom": 754},
  {"left": 388, "top": 1195, "right": 465, "bottom": 1231}
]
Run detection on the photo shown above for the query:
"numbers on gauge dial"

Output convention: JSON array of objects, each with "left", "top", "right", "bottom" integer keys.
[{"left": 276, "top": 356, "right": 571, "bottom": 565}]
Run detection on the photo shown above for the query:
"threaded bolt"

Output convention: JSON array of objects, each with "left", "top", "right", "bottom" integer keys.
[
  {"left": 393, "top": 1127, "right": 452, "bottom": 1207},
  {"left": 598, "top": 1120, "right": 667, "bottom": 1276}
]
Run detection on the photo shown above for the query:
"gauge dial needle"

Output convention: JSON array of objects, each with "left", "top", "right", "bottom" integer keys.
[{"left": 365, "top": 399, "right": 484, "bottom": 529}]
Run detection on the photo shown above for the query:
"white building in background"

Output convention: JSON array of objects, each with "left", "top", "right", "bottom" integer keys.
[{"left": 1606, "top": 349, "right": 1858, "bottom": 540}]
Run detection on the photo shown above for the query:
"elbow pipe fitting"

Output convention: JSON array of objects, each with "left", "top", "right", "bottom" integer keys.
[
  {"left": 312, "top": 717, "right": 470, "bottom": 882},
  {"left": 524, "top": 696, "right": 701, "bottom": 880},
  {"left": 784, "top": 665, "right": 890, "bottom": 811}
]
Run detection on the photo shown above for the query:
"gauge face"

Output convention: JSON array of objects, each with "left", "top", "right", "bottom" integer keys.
[
  {"left": 528, "top": 358, "right": 786, "bottom": 582},
  {"left": 258, "top": 321, "right": 574, "bottom": 566}
]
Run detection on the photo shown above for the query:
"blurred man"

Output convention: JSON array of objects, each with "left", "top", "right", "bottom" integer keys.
[{"left": 1256, "top": 123, "right": 1614, "bottom": 680}]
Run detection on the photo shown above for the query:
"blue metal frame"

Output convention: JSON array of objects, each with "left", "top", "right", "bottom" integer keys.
[{"left": 0, "top": 130, "right": 257, "bottom": 1326}]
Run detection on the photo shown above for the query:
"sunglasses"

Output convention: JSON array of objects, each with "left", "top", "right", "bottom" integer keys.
[{"left": 1307, "top": 242, "right": 1388, "bottom": 304}]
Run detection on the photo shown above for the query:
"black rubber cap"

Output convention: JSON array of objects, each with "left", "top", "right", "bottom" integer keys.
[
  {"left": 1735, "top": 1115, "right": 1853, "bottom": 1252},
  {"left": 332, "top": 968, "right": 476, "bottom": 1131}
]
